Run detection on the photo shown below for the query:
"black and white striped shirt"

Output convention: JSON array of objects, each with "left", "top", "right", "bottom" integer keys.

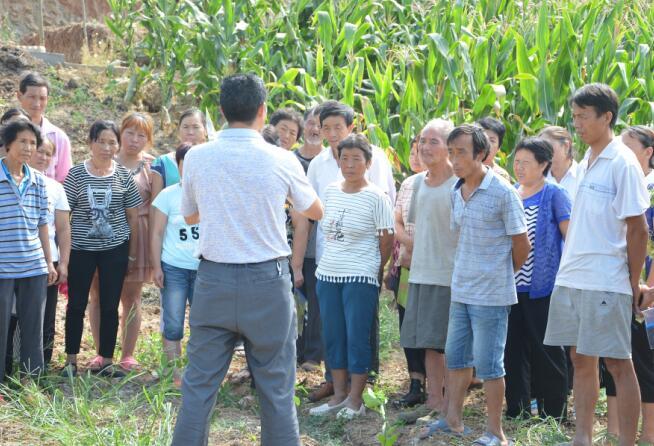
[
  {"left": 316, "top": 183, "right": 394, "bottom": 286},
  {"left": 515, "top": 196, "right": 540, "bottom": 290},
  {"left": 64, "top": 161, "right": 142, "bottom": 251}
]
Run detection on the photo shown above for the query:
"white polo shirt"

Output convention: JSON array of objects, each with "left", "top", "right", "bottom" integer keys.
[
  {"left": 307, "top": 144, "right": 396, "bottom": 261},
  {"left": 547, "top": 159, "right": 580, "bottom": 203},
  {"left": 555, "top": 138, "right": 649, "bottom": 296}
]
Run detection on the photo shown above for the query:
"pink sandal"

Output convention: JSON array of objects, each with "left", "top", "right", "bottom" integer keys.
[
  {"left": 87, "top": 355, "right": 104, "bottom": 371},
  {"left": 119, "top": 356, "right": 139, "bottom": 371}
]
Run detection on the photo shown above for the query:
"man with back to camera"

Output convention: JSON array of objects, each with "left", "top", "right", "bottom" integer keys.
[
  {"left": 544, "top": 83, "right": 649, "bottom": 446},
  {"left": 16, "top": 71, "right": 72, "bottom": 183},
  {"left": 171, "top": 73, "right": 323, "bottom": 446}
]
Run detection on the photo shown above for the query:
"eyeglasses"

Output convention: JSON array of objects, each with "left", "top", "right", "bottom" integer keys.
[{"left": 16, "top": 139, "right": 37, "bottom": 149}]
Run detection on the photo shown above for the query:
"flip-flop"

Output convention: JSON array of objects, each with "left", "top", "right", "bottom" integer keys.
[
  {"left": 472, "top": 431, "right": 514, "bottom": 446},
  {"left": 417, "top": 418, "right": 471, "bottom": 440}
]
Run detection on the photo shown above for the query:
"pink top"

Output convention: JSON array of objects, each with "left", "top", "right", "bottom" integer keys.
[
  {"left": 395, "top": 174, "right": 417, "bottom": 268},
  {"left": 41, "top": 116, "right": 72, "bottom": 183}
]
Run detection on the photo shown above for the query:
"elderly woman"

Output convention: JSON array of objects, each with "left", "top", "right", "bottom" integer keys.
[
  {"left": 0, "top": 119, "right": 56, "bottom": 384},
  {"left": 151, "top": 108, "right": 208, "bottom": 200},
  {"left": 87, "top": 112, "right": 155, "bottom": 371},
  {"left": 603, "top": 126, "right": 654, "bottom": 444},
  {"left": 504, "top": 137, "right": 571, "bottom": 420},
  {"left": 309, "top": 134, "right": 394, "bottom": 419},
  {"left": 61, "top": 120, "right": 141, "bottom": 378}
]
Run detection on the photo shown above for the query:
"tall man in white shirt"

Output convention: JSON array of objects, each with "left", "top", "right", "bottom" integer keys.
[
  {"left": 301, "top": 100, "right": 396, "bottom": 401},
  {"left": 544, "top": 84, "right": 650, "bottom": 446},
  {"left": 172, "top": 74, "right": 323, "bottom": 446}
]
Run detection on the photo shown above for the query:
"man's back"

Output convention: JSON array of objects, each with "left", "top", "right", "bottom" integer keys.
[{"left": 182, "top": 128, "right": 317, "bottom": 264}]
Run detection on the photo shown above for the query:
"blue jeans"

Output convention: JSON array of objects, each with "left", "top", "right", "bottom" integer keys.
[
  {"left": 445, "top": 302, "right": 510, "bottom": 380},
  {"left": 316, "top": 279, "right": 378, "bottom": 374},
  {"left": 160, "top": 262, "right": 196, "bottom": 341}
]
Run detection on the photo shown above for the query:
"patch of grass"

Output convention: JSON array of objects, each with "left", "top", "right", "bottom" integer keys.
[
  {"left": 299, "top": 415, "right": 347, "bottom": 446},
  {"left": 0, "top": 373, "right": 176, "bottom": 445},
  {"left": 379, "top": 291, "right": 400, "bottom": 362}
]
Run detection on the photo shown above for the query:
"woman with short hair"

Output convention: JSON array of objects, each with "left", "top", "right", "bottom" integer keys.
[
  {"left": 504, "top": 137, "right": 571, "bottom": 420},
  {"left": 27, "top": 138, "right": 71, "bottom": 366},
  {"left": 61, "top": 120, "right": 141, "bottom": 378},
  {"left": 310, "top": 134, "right": 394, "bottom": 419},
  {"left": 0, "top": 119, "right": 57, "bottom": 384},
  {"left": 88, "top": 112, "right": 155, "bottom": 372}
]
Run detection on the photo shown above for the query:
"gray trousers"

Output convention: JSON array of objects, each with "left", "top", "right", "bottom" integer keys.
[
  {"left": 172, "top": 258, "right": 300, "bottom": 446},
  {"left": 0, "top": 274, "right": 47, "bottom": 382}
]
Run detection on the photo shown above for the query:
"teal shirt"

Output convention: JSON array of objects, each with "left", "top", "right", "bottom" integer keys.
[{"left": 152, "top": 153, "right": 181, "bottom": 188}]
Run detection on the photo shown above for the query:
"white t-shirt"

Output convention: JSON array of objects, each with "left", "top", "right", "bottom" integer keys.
[
  {"left": 408, "top": 174, "right": 458, "bottom": 286},
  {"left": 316, "top": 182, "right": 394, "bottom": 286},
  {"left": 44, "top": 176, "right": 70, "bottom": 262},
  {"left": 181, "top": 129, "right": 318, "bottom": 264},
  {"left": 555, "top": 138, "right": 649, "bottom": 295},
  {"left": 547, "top": 160, "right": 580, "bottom": 203},
  {"left": 152, "top": 183, "right": 200, "bottom": 270},
  {"left": 307, "top": 144, "right": 396, "bottom": 262}
]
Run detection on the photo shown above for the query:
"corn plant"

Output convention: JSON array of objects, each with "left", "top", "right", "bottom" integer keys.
[{"left": 106, "top": 0, "right": 654, "bottom": 172}]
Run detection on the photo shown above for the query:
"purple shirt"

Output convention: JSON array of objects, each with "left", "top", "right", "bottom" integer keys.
[{"left": 41, "top": 116, "right": 72, "bottom": 183}]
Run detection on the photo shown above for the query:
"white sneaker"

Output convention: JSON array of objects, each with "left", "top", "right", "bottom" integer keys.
[
  {"left": 309, "top": 398, "right": 348, "bottom": 416},
  {"left": 337, "top": 404, "right": 366, "bottom": 420}
]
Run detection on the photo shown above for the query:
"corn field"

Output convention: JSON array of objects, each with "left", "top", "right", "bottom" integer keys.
[{"left": 106, "top": 0, "right": 654, "bottom": 169}]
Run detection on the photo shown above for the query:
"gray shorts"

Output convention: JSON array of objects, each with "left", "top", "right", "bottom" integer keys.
[
  {"left": 544, "top": 286, "right": 632, "bottom": 359},
  {"left": 400, "top": 283, "right": 450, "bottom": 350}
]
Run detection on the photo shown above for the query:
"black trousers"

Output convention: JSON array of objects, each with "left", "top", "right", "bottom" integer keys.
[
  {"left": 296, "top": 258, "right": 323, "bottom": 364},
  {"left": 65, "top": 242, "right": 128, "bottom": 359},
  {"left": 504, "top": 292, "right": 568, "bottom": 420},
  {"left": 397, "top": 304, "right": 426, "bottom": 376},
  {"left": 601, "top": 317, "right": 654, "bottom": 403}
]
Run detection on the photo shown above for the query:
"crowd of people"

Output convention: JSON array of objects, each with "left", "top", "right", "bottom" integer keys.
[{"left": 1, "top": 70, "right": 654, "bottom": 446}]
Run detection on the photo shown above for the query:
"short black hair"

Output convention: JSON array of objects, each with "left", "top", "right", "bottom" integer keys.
[
  {"left": 18, "top": 71, "right": 50, "bottom": 95},
  {"left": 175, "top": 142, "right": 193, "bottom": 165},
  {"left": 337, "top": 133, "right": 372, "bottom": 162},
  {"left": 219, "top": 74, "right": 267, "bottom": 124},
  {"left": 0, "top": 107, "right": 30, "bottom": 125},
  {"left": 0, "top": 119, "right": 43, "bottom": 152},
  {"left": 623, "top": 125, "right": 654, "bottom": 169},
  {"left": 476, "top": 117, "right": 506, "bottom": 147},
  {"left": 319, "top": 100, "right": 354, "bottom": 127},
  {"left": 270, "top": 108, "right": 303, "bottom": 140},
  {"left": 261, "top": 124, "right": 280, "bottom": 145},
  {"left": 571, "top": 83, "right": 619, "bottom": 128},
  {"left": 447, "top": 124, "right": 490, "bottom": 161},
  {"left": 89, "top": 120, "right": 120, "bottom": 145},
  {"left": 178, "top": 107, "right": 207, "bottom": 129},
  {"left": 515, "top": 137, "right": 554, "bottom": 177}
]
